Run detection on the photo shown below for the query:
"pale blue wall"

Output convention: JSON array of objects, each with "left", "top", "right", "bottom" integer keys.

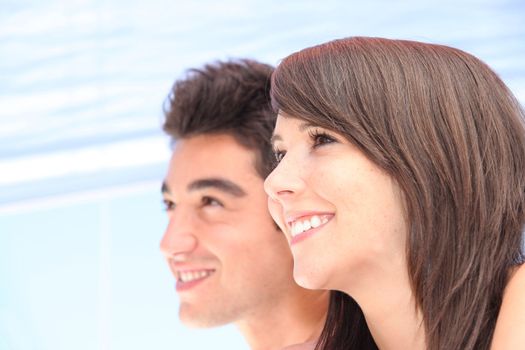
[{"left": 1, "top": 0, "right": 524, "bottom": 349}]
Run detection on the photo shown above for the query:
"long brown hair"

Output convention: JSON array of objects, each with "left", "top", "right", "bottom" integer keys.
[{"left": 271, "top": 37, "right": 525, "bottom": 349}]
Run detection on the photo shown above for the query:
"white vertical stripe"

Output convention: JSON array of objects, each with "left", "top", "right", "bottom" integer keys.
[{"left": 98, "top": 200, "right": 112, "bottom": 350}]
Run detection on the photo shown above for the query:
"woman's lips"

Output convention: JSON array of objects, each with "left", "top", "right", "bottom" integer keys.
[{"left": 285, "top": 213, "right": 334, "bottom": 245}]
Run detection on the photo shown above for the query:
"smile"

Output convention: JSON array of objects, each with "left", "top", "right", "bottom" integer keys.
[
  {"left": 287, "top": 213, "right": 333, "bottom": 244},
  {"left": 176, "top": 269, "right": 215, "bottom": 291}
]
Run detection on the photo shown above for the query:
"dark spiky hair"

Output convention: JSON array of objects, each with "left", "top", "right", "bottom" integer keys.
[{"left": 163, "top": 59, "right": 276, "bottom": 178}]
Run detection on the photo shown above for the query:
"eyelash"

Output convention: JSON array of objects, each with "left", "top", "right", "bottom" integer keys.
[
  {"left": 162, "top": 196, "right": 223, "bottom": 212},
  {"left": 163, "top": 199, "right": 175, "bottom": 211},
  {"left": 272, "top": 129, "right": 337, "bottom": 166},
  {"left": 201, "top": 196, "right": 223, "bottom": 207},
  {"left": 273, "top": 148, "right": 285, "bottom": 163},
  {"left": 308, "top": 129, "right": 337, "bottom": 148}
]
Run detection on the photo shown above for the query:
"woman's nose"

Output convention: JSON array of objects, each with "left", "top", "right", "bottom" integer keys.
[{"left": 264, "top": 152, "right": 305, "bottom": 204}]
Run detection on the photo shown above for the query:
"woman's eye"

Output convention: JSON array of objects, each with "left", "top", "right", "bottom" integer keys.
[
  {"left": 273, "top": 149, "right": 285, "bottom": 163},
  {"left": 163, "top": 199, "right": 175, "bottom": 211},
  {"left": 202, "top": 196, "right": 223, "bottom": 207},
  {"left": 310, "top": 131, "right": 336, "bottom": 148}
]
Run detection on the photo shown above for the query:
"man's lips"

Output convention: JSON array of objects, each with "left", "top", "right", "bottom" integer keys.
[
  {"left": 175, "top": 268, "right": 216, "bottom": 292},
  {"left": 167, "top": 260, "right": 217, "bottom": 292}
]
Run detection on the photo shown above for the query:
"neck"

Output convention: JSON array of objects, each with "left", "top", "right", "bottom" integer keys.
[
  {"left": 236, "top": 289, "right": 328, "bottom": 350},
  {"left": 342, "top": 257, "right": 426, "bottom": 350}
]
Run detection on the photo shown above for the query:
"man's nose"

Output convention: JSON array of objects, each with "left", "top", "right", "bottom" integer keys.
[{"left": 159, "top": 209, "right": 198, "bottom": 260}]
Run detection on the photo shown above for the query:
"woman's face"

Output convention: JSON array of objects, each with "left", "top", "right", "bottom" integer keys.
[{"left": 264, "top": 114, "right": 408, "bottom": 292}]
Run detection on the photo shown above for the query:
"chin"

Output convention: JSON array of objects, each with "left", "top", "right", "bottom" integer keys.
[
  {"left": 179, "top": 304, "right": 237, "bottom": 328},
  {"left": 179, "top": 307, "right": 215, "bottom": 328},
  {"left": 179, "top": 313, "right": 223, "bottom": 329},
  {"left": 179, "top": 311, "right": 205, "bottom": 328},
  {"left": 292, "top": 264, "right": 328, "bottom": 290}
]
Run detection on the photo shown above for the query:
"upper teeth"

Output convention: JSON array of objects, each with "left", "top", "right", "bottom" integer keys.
[
  {"left": 290, "top": 215, "right": 328, "bottom": 236},
  {"left": 178, "top": 270, "right": 213, "bottom": 283}
]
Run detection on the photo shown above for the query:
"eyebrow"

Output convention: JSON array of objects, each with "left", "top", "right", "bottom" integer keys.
[
  {"left": 270, "top": 121, "right": 315, "bottom": 144},
  {"left": 161, "top": 181, "right": 170, "bottom": 194},
  {"left": 161, "top": 178, "right": 246, "bottom": 197},
  {"left": 270, "top": 134, "right": 282, "bottom": 144}
]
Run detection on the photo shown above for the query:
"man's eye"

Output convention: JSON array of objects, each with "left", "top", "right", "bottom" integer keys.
[
  {"left": 201, "top": 196, "right": 223, "bottom": 207},
  {"left": 163, "top": 199, "right": 175, "bottom": 211}
]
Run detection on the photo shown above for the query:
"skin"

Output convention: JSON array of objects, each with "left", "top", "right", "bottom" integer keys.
[
  {"left": 264, "top": 115, "right": 425, "bottom": 350},
  {"left": 160, "top": 133, "right": 327, "bottom": 350},
  {"left": 491, "top": 263, "right": 525, "bottom": 349}
]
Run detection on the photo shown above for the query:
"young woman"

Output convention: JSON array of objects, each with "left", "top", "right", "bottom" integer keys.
[{"left": 264, "top": 37, "right": 525, "bottom": 349}]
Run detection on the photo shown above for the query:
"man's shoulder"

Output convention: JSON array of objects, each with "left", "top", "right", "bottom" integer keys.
[{"left": 281, "top": 340, "right": 317, "bottom": 350}]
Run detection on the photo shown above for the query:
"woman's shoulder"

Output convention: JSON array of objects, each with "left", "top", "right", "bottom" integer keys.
[{"left": 491, "top": 263, "right": 525, "bottom": 349}]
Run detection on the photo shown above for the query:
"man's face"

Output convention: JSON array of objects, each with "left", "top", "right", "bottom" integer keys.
[{"left": 160, "top": 134, "right": 295, "bottom": 327}]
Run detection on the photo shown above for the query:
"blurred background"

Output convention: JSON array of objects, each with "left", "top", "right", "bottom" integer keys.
[{"left": 0, "top": 0, "right": 524, "bottom": 349}]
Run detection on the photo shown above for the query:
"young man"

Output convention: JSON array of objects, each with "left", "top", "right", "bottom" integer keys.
[{"left": 159, "top": 59, "right": 328, "bottom": 350}]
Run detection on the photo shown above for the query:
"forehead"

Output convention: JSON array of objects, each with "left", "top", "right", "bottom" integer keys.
[
  {"left": 273, "top": 114, "right": 311, "bottom": 137},
  {"left": 166, "top": 134, "right": 261, "bottom": 191}
]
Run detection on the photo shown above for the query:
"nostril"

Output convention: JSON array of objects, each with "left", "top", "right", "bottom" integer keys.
[
  {"left": 277, "top": 189, "right": 294, "bottom": 196},
  {"left": 160, "top": 234, "right": 198, "bottom": 257},
  {"left": 172, "top": 253, "right": 190, "bottom": 262},
  {"left": 264, "top": 162, "right": 304, "bottom": 198}
]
